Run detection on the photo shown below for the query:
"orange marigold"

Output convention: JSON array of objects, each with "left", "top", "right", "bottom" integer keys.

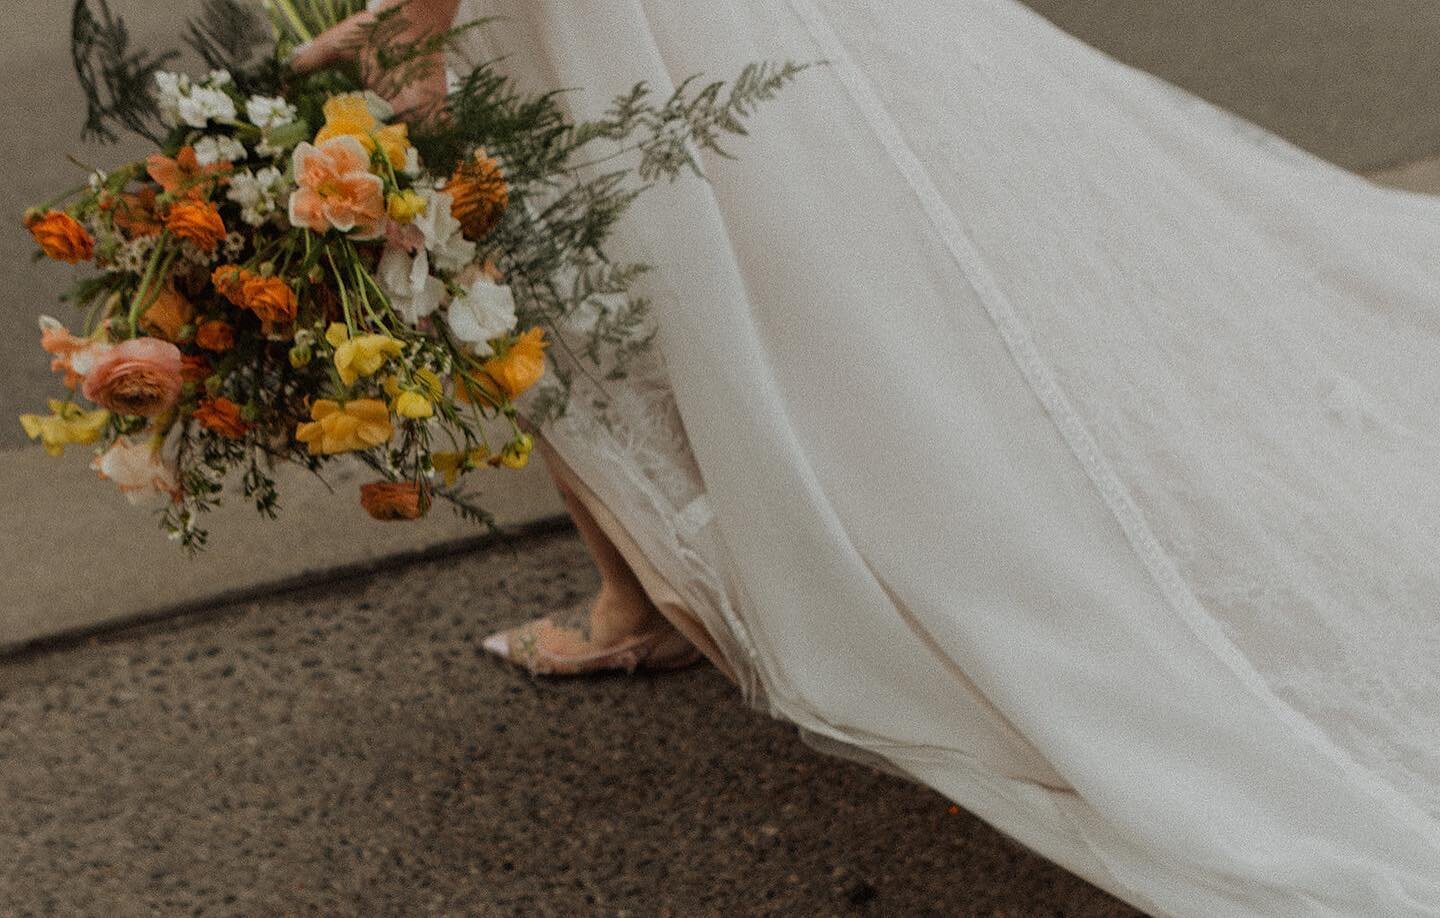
[
  {"left": 26, "top": 210, "right": 95, "bottom": 263},
  {"left": 448, "top": 150, "right": 509, "bottom": 241},
  {"left": 212, "top": 264, "right": 254, "bottom": 305},
  {"left": 167, "top": 200, "right": 226, "bottom": 252},
  {"left": 108, "top": 186, "right": 163, "bottom": 238},
  {"left": 193, "top": 397, "right": 250, "bottom": 439},
  {"left": 195, "top": 319, "right": 235, "bottom": 353},
  {"left": 359, "top": 480, "right": 429, "bottom": 521},
  {"left": 240, "top": 275, "right": 298, "bottom": 324}
]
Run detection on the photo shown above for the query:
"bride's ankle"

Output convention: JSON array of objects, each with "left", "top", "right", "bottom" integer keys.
[{"left": 588, "top": 583, "right": 668, "bottom": 646}]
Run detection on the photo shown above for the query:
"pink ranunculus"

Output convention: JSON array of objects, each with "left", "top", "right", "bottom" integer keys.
[
  {"left": 288, "top": 136, "right": 387, "bottom": 239},
  {"left": 81, "top": 337, "right": 183, "bottom": 418},
  {"left": 92, "top": 437, "right": 180, "bottom": 505}
]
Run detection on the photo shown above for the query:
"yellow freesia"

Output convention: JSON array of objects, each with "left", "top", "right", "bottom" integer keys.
[
  {"left": 314, "top": 93, "right": 411, "bottom": 171},
  {"left": 386, "top": 190, "right": 427, "bottom": 223},
  {"left": 431, "top": 447, "right": 490, "bottom": 486},
  {"left": 326, "top": 323, "right": 405, "bottom": 386},
  {"left": 19, "top": 400, "right": 109, "bottom": 456},
  {"left": 498, "top": 432, "right": 534, "bottom": 469},
  {"left": 294, "top": 399, "right": 393, "bottom": 455}
]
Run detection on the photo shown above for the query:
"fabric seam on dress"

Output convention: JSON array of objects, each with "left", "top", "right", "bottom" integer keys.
[{"left": 781, "top": 0, "right": 1440, "bottom": 848}]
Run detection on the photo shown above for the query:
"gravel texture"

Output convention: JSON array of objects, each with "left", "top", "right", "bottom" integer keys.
[{"left": 1, "top": 530, "right": 1136, "bottom": 916}]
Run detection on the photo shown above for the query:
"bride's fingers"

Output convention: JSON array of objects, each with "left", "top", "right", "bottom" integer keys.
[{"left": 287, "top": 10, "right": 378, "bottom": 75}]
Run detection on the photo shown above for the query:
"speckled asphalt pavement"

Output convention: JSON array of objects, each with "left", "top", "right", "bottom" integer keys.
[{"left": 0, "top": 531, "right": 1138, "bottom": 916}]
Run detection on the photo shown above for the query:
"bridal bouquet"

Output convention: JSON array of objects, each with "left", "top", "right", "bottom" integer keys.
[{"left": 21, "top": 0, "right": 802, "bottom": 549}]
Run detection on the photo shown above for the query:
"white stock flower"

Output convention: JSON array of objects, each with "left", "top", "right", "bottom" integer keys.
[
  {"left": 154, "top": 71, "right": 191, "bottom": 126},
  {"left": 245, "top": 95, "right": 296, "bottom": 130},
  {"left": 414, "top": 190, "right": 476, "bottom": 275},
  {"left": 226, "top": 166, "right": 287, "bottom": 226},
  {"left": 176, "top": 85, "right": 236, "bottom": 129},
  {"left": 193, "top": 135, "right": 247, "bottom": 166},
  {"left": 378, "top": 246, "right": 445, "bottom": 326},
  {"left": 446, "top": 276, "right": 516, "bottom": 355}
]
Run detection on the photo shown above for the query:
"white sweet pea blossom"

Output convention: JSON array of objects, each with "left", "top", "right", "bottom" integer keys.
[
  {"left": 378, "top": 246, "right": 445, "bottom": 326},
  {"left": 245, "top": 95, "right": 297, "bottom": 130},
  {"left": 413, "top": 190, "right": 476, "bottom": 274},
  {"left": 193, "top": 135, "right": 247, "bottom": 166},
  {"left": 447, "top": 276, "right": 516, "bottom": 355},
  {"left": 226, "top": 167, "right": 287, "bottom": 227},
  {"left": 92, "top": 437, "right": 179, "bottom": 506}
]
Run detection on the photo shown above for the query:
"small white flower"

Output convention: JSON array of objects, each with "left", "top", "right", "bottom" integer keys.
[
  {"left": 226, "top": 166, "right": 287, "bottom": 227},
  {"left": 176, "top": 85, "right": 236, "bottom": 129},
  {"left": 447, "top": 276, "right": 516, "bottom": 355},
  {"left": 245, "top": 95, "right": 296, "bottom": 131},
  {"left": 193, "top": 135, "right": 247, "bottom": 166},
  {"left": 377, "top": 246, "right": 445, "bottom": 326},
  {"left": 402, "top": 146, "right": 421, "bottom": 177},
  {"left": 207, "top": 69, "right": 233, "bottom": 86},
  {"left": 413, "top": 190, "right": 475, "bottom": 274},
  {"left": 154, "top": 71, "right": 191, "bottom": 126}
]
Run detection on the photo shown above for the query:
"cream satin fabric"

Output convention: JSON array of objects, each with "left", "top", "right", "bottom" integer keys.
[{"left": 461, "top": 2, "right": 1440, "bottom": 913}]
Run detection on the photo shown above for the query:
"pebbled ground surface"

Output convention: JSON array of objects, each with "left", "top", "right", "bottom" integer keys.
[{"left": 0, "top": 530, "right": 1137, "bottom": 917}]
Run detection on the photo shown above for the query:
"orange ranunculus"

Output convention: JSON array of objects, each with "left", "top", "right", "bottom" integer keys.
[
  {"left": 193, "top": 397, "right": 249, "bottom": 439},
  {"left": 180, "top": 354, "right": 212, "bottom": 383},
  {"left": 314, "top": 93, "right": 410, "bottom": 170},
  {"left": 294, "top": 398, "right": 393, "bottom": 455},
  {"left": 137, "top": 285, "right": 194, "bottom": 342},
  {"left": 81, "top": 337, "right": 183, "bottom": 417},
  {"left": 211, "top": 264, "right": 255, "bottom": 305},
  {"left": 358, "top": 480, "right": 429, "bottom": 521},
  {"left": 26, "top": 210, "right": 95, "bottom": 263},
  {"left": 449, "top": 150, "right": 509, "bottom": 241},
  {"left": 195, "top": 320, "right": 235, "bottom": 352},
  {"left": 166, "top": 200, "right": 226, "bottom": 252},
  {"left": 482, "top": 326, "right": 548, "bottom": 399},
  {"left": 288, "top": 136, "right": 386, "bottom": 238},
  {"left": 240, "top": 275, "right": 298, "bottom": 324},
  {"left": 108, "top": 186, "right": 163, "bottom": 238},
  {"left": 146, "top": 146, "right": 228, "bottom": 199}
]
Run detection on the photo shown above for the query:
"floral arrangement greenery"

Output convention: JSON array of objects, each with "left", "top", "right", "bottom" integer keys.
[{"left": 23, "top": 0, "right": 804, "bottom": 549}]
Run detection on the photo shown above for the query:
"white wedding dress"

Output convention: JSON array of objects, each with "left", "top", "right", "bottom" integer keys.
[{"left": 462, "top": 1, "right": 1440, "bottom": 913}]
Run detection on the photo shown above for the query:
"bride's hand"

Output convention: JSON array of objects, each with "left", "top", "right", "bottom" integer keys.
[{"left": 288, "top": 0, "right": 460, "bottom": 122}]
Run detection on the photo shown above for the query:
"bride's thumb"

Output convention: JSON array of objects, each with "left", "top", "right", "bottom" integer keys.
[{"left": 287, "top": 11, "right": 376, "bottom": 75}]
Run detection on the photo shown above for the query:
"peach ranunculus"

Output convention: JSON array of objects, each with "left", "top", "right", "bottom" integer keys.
[
  {"left": 146, "top": 146, "right": 229, "bottom": 199},
  {"left": 294, "top": 398, "right": 393, "bottom": 455},
  {"left": 166, "top": 200, "right": 227, "bottom": 252},
  {"left": 195, "top": 320, "right": 235, "bottom": 353},
  {"left": 81, "top": 337, "right": 184, "bottom": 417},
  {"left": 26, "top": 210, "right": 95, "bottom": 263},
  {"left": 193, "top": 397, "right": 250, "bottom": 439},
  {"left": 358, "top": 480, "right": 429, "bottom": 521},
  {"left": 137, "top": 285, "right": 195, "bottom": 342},
  {"left": 92, "top": 437, "right": 180, "bottom": 505},
  {"left": 240, "top": 275, "right": 299, "bottom": 325},
  {"left": 314, "top": 93, "right": 410, "bottom": 171},
  {"left": 288, "top": 136, "right": 386, "bottom": 238}
]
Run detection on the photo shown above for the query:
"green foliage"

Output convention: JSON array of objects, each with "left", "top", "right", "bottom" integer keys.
[{"left": 186, "top": 0, "right": 274, "bottom": 90}]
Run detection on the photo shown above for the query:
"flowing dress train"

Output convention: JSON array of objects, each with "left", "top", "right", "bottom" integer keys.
[{"left": 464, "top": 2, "right": 1440, "bottom": 912}]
